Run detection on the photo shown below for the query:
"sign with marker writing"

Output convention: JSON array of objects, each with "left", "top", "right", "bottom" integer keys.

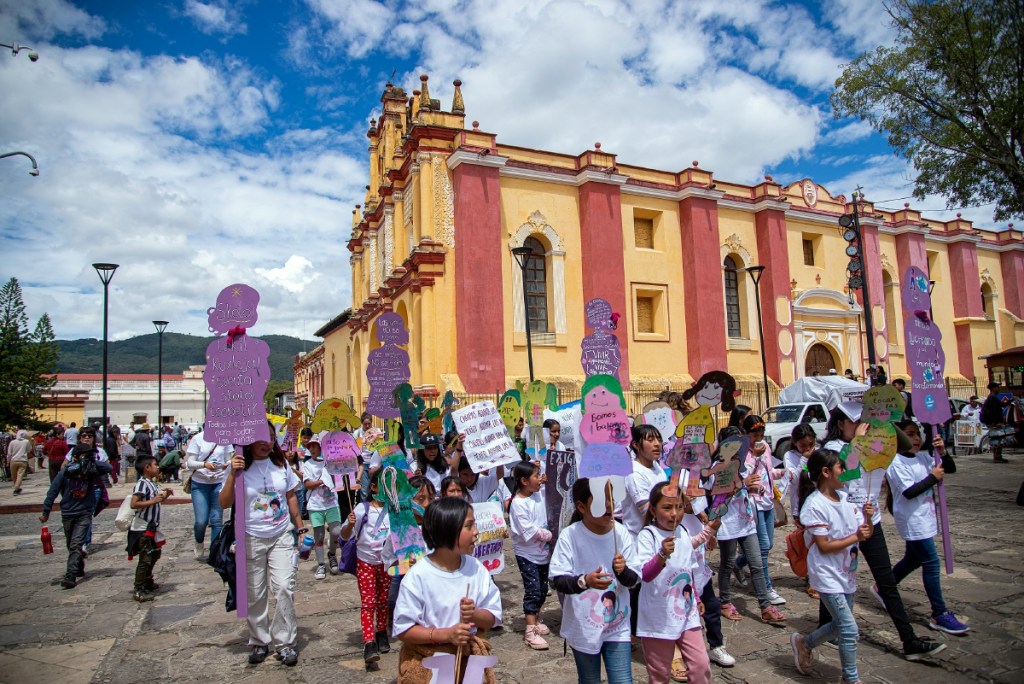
[
  {"left": 472, "top": 501, "right": 508, "bottom": 575},
  {"left": 203, "top": 333, "right": 271, "bottom": 445},
  {"left": 452, "top": 401, "right": 522, "bottom": 474}
]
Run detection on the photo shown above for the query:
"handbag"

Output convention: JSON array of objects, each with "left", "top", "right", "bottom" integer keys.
[
  {"left": 114, "top": 495, "right": 135, "bottom": 531},
  {"left": 773, "top": 498, "right": 788, "bottom": 528},
  {"left": 339, "top": 503, "right": 370, "bottom": 575}
]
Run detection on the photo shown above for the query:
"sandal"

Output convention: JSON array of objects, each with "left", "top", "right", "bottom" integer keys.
[
  {"left": 721, "top": 602, "right": 743, "bottom": 620},
  {"left": 805, "top": 586, "right": 820, "bottom": 600},
  {"left": 671, "top": 657, "right": 689, "bottom": 682}
]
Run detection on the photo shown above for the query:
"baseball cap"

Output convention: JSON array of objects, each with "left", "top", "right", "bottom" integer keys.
[{"left": 421, "top": 433, "right": 441, "bottom": 448}]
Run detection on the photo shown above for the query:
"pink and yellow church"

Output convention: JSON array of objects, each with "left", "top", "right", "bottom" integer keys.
[{"left": 307, "top": 76, "right": 1024, "bottom": 408}]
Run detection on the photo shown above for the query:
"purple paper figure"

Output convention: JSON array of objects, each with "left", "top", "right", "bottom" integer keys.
[
  {"left": 366, "top": 313, "right": 411, "bottom": 419},
  {"left": 207, "top": 283, "right": 260, "bottom": 334},
  {"left": 581, "top": 297, "right": 622, "bottom": 378},
  {"left": 900, "top": 266, "right": 952, "bottom": 425}
]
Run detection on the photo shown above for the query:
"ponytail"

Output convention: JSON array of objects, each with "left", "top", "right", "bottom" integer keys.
[{"left": 797, "top": 448, "right": 841, "bottom": 515}]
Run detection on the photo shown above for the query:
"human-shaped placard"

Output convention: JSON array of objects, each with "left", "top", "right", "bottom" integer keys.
[
  {"left": 701, "top": 435, "right": 748, "bottom": 519},
  {"left": 310, "top": 398, "right": 360, "bottom": 433},
  {"left": 376, "top": 465, "right": 426, "bottom": 576},
  {"left": 665, "top": 440, "right": 712, "bottom": 499},
  {"left": 519, "top": 379, "right": 558, "bottom": 457},
  {"left": 579, "top": 374, "right": 631, "bottom": 516},
  {"left": 580, "top": 297, "right": 622, "bottom": 378},
  {"left": 393, "top": 383, "right": 426, "bottom": 449},
  {"left": 321, "top": 431, "right": 360, "bottom": 489},
  {"left": 901, "top": 266, "right": 952, "bottom": 425},
  {"left": 421, "top": 653, "right": 498, "bottom": 684},
  {"left": 675, "top": 371, "right": 738, "bottom": 445},
  {"left": 497, "top": 389, "right": 522, "bottom": 440},
  {"left": 365, "top": 313, "right": 411, "bottom": 419},
  {"left": 842, "top": 385, "right": 905, "bottom": 482}
]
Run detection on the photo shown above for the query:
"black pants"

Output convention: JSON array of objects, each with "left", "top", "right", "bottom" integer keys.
[
  {"left": 61, "top": 514, "right": 91, "bottom": 582},
  {"left": 515, "top": 556, "right": 550, "bottom": 615},
  {"left": 700, "top": 578, "right": 724, "bottom": 649},
  {"left": 818, "top": 522, "right": 916, "bottom": 646},
  {"left": 134, "top": 534, "right": 162, "bottom": 592}
]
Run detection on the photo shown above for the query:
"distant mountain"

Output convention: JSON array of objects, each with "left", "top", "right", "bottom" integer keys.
[{"left": 56, "top": 333, "right": 317, "bottom": 382}]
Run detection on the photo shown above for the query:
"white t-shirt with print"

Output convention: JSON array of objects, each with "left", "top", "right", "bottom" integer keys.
[
  {"left": 300, "top": 459, "right": 340, "bottom": 512},
  {"left": 782, "top": 449, "right": 807, "bottom": 517},
  {"left": 622, "top": 460, "right": 668, "bottom": 536},
  {"left": 243, "top": 459, "right": 299, "bottom": 539},
  {"left": 717, "top": 486, "right": 757, "bottom": 541},
  {"left": 351, "top": 502, "right": 391, "bottom": 565},
  {"left": 509, "top": 492, "right": 551, "bottom": 564},
  {"left": 823, "top": 438, "right": 883, "bottom": 526},
  {"left": 392, "top": 554, "right": 503, "bottom": 638},
  {"left": 799, "top": 489, "right": 861, "bottom": 595},
  {"left": 681, "top": 513, "right": 713, "bottom": 593},
  {"left": 636, "top": 524, "right": 702, "bottom": 638},
  {"left": 886, "top": 452, "right": 938, "bottom": 541},
  {"left": 747, "top": 446, "right": 775, "bottom": 512},
  {"left": 549, "top": 521, "right": 640, "bottom": 655}
]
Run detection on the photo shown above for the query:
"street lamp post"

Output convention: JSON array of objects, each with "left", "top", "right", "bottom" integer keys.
[
  {"left": 93, "top": 263, "right": 119, "bottom": 446},
  {"left": 0, "top": 42, "right": 39, "bottom": 61},
  {"left": 0, "top": 151, "right": 39, "bottom": 176},
  {"left": 511, "top": 246, "right": 536, "bottom": 382},
  {"left": 153, "top": 321, "right": 169, "bottom": 431},
  {"left": 745, "top": 265, "right": 772, "bottom": 413}
]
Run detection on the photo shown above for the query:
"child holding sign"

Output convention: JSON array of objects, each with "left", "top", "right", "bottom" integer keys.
[
  {"left": 300, "top": 435, "right": 343, "bottom": 579},
  {"left": 509, "top": 461, "right": 554, "bottom": 650},
  {"left": 393, "top": 496, "right": 503, "bottom": 683},
  {"left": 550, "top": 478, "right": 641, "bottom": 684}
]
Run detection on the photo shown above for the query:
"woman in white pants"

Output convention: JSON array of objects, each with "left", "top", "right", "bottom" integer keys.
[{"left": 220, "top": 433, "right": 303, "bottom": 667}]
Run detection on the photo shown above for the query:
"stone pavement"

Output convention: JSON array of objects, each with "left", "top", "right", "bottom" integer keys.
[{"left": 0, "top": 452, "right": 1022, "bottom": 683}]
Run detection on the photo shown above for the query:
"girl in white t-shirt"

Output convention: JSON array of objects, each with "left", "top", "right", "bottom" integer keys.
[
  {"left": 781, "top": 423, "right": 819, "bottom": 598},
  {"left": 341, "top": 467, "right": 393, "bottom": 665},
  {"left": 393, "top": 496, "right": 502, "bottom": 684},
  {"left": 636, "top": 482, "right": 719, "bottom": 684},
  {"left": 885, "top": 421, "right": 969, "bottom": 635},
  {"left": 509, "top": 461, "right": 553, "bottom": 650},
  {"left": 791, "top": 449, "right": 873, "bottom": 684},
  {"left": 550, "top": 477, "right": 641, "bottom": 684}
]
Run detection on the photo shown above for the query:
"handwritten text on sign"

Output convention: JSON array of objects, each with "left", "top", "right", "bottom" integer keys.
[
  {"left": 452, "top": 401, "right": 522, "bottom": 474},
  {"left": 472, "top": 501, "right": 507, "bottom": 575},
  {"left": 579, "top": 442, "right": 632, "bottom": 479},
  {"left": 203, "top": 334, "right": 271, "bottom": 445}
]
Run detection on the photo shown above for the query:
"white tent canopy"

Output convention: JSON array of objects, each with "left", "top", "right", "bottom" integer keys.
[{"left": 778, "top": 376, "right": 869, "bottom": 410}]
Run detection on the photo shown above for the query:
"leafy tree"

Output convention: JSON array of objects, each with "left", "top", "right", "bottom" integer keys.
[
  {"left": 831, "top": 0, "right": 1024, "bottom": 221},
  {"left": 0, "top": 278, "right": 58, "bottom": 428}
]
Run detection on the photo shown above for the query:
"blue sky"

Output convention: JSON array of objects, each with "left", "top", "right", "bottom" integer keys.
[{"left": 0, "top": 0, "right": 1003, "bottom": 344}]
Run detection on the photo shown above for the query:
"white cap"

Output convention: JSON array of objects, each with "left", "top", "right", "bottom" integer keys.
[
  {"left": 828, "top": 368, "right": 837, "bottom": 374},
  {"left": 837, "top": 401, "right": 862, "bottom": 422}
]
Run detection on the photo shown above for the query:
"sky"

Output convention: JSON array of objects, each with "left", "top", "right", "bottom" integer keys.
[{"left": 0, "top": 0, "right": 1007, "bottom": 343}]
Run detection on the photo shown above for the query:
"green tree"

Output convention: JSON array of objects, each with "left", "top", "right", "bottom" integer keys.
[
  {"left": 0, "top": 278, "right": 59, "bottom": 428},
  {"left": 831, "top": 0, "right": 1024, "bottom": 221}
]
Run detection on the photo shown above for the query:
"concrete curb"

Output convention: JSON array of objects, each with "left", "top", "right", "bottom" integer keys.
[{"left": 0, "top": 497, "right": 193, "bottom": 515}]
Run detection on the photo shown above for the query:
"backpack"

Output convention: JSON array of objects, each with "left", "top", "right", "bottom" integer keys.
[
  {"left": 785, "top": 525, "right": 809, "bottom": 578},
  {"left": 115, "top": 495, "right": 135, "bottom": 531}
]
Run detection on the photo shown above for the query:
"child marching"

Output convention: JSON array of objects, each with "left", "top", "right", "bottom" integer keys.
[
  {"left": 300, "top": 434, "right": 343, "bottom": 579},
  {"left": 508, "top": 460, "right": 553, "bottom": 650},
  {"left": 127, "top": 454, "right": 171, "bottom": 602}
]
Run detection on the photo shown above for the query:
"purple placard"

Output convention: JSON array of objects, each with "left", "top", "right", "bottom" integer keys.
[
  {"left": 578, "top": 442, "right": 632, "bottom": 479},
  {"left": 900, "top": 266, "right": 952, "bottom": 424},
  {"left": 207, "top": 283, "right": 260, "bottom": 334},
  {"left": 322, "top": 431, "right": 359, "bottom": 489},
  {"left": 581, "top": 297, "right": 622, "bottom": 378},
  {"left": 365, "top": 313, "right": 411, "bottom": 419},
  {"left": 203, "top": 334, "right": 272, "bottom": 446}
]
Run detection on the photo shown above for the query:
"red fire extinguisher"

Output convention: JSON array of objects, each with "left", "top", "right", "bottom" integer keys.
[{"left": 41, "top": 526, "right": 54, "bottom": 555}]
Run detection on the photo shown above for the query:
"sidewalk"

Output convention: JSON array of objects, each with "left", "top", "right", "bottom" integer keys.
[{"left": 0, "top": 464, "right": 191, "bottom": 514}]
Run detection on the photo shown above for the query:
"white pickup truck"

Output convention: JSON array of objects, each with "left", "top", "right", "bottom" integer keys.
[{"left": 763, "top": 402, "right": 830, "bottom": 459}]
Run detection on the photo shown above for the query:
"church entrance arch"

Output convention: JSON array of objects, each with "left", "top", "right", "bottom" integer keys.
[{"left": 805, "top": 343, "right": 839, "bottom": 377}]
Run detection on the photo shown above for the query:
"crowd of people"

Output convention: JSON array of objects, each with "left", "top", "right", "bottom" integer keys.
[{"left": 18, "top": 387, "right": 1001, "bottom": 684}]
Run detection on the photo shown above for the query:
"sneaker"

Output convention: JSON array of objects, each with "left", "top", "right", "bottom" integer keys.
[
  {"left": 524, "top": 625, "right": 550, "bottom": 650},
  {"left": 993, "top": 456, "right": 1009, "bottom": 463},
  {"left": 869, "top": 584, "right": 886, "bottom": 609},
  {"left": 375, "top": 629, "right": 391, "bottom": 654},
  {"left": 732, "top": 565, "right": 749, "bottom": 587},
  {"left": 790, "top": 632, "right": 813, "bottom": 675},
  {"left": 248, "top": 645, "right": 269, "bottom": 664},
  {"left": 721, "top": 602, "right": 743, "bottom": 620},
  {"left": 767, "top": 589, "right": 787, "bottom": 605},
  {"left": 364, "top": 641, "right": 380, "bottom": 664},
  {"left": 133, "top": 590, "right": 154, "bottom": 603},
  {"left": 145, "top": 581, "right": 159, "bottom": 592},
  {"left": 328, "top": 554, "right": 339, "bottom": 575},
  {"left": 534, "top": 620, "right": 550, "bottom": 636},
  {"left": 904, "top": 637, "right": 948, "bottom": 661},
  {"left": 275, "top": 647, "right": 298, "bottom": 666},
  {"left": 194, "top": 542, "right": 205, "bottom": 560},
  {"left": 76, "top": 566, "right": 85, "bottom": 578},
  {"left": 929, "top": 611, "right": 970, "bottom": 635},
  {"left": 314, "top": 563, "right": 327, "bottom": 580},
  {"left": 761, "top": 605, "right": 786, "bottom": 623},
  {"left": 708, "top": 645, "right": 736, "bottom": 667},
  {"left": 60, "top": 578, "right": 76, "bottom": 590}
]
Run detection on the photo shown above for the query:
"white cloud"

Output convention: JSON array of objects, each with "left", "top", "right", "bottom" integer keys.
[
  {"left": 0, "top": 0, "right": 105, "bottom": 42},
  {"left": 184, "top": 0, "right": 247, "bottom": 36},
  {"left": 822, "top": 120, "right": 874, "bottom": 146},
  {"left": 255, "top": 255, "right": 320, "bottom": 293}
]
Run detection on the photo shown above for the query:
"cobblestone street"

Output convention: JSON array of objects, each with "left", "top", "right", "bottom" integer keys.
[{"left": 0, "top": 450, "right": 1021, "bottom": 683}]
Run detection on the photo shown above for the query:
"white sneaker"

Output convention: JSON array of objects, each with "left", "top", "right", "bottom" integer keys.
[
  {"left": 314, "top": 563, "right": 327, "bottom": 580},
  {"left": 767, "top": 589, "right": 787, "bottom": 605},
  {"left": 193, "top": 542, "right": 204, "bottom": 560},
  {"left": 709, "top": 645, "right": 736, "bottom": 667}
]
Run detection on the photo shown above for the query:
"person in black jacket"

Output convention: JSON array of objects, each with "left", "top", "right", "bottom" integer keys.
[{"left": 981, "top": 382, "right": 1009, "bottom": 463}]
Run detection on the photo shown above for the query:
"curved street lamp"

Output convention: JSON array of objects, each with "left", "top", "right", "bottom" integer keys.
[
  {"left": 0, "top": 151, "right": 39, "bottom": 176},
  {"left": 0, "top": 42, "right": 39, "bottom": 62},
  {"left": 745, "top": 265, "right": 772, "bottom": 412},
  {"left": 511, "top": 245, "right": 535, "bottom": 382},
  {"left": 153, "top": 321, "right": 169, "bottom": 431},
  {"left": 93, "top": 263, "right": 119, "bottom": 445}
]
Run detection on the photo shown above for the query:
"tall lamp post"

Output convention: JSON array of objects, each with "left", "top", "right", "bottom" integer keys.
[
  {"left": 511, "top": 246, "right": 536, "bottom": 382},
  {"left": 93, "top": 263, "right": 118, "bottom": 446},
  {"left": 153, "top": 321, "right": 169, "bottom": 430},
  {"left": 745, "top": 265, "right": 772, "bottom": 412},
  {"left": 0, "top": 151, "right": 39, "bottom": 176}
]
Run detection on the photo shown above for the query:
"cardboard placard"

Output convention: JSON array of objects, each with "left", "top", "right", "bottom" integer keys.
[
  {"left": 848, "top": 385, "right": 905, "bottom": 478},
  {"left": 701, "top": 435, "right": 748, "bottom": 519},
  {"left": 676, "top": 371, "right": 739, "bottom": 444},
  {"left": 643, "top": 406, "right": 677, "bottom": 443},
  {"left": 365, "top": 313, "right": 411, "bottom": 419},
  {"left": 472, "top": 501, "right": 507, "bottom": 574},
  {"left": 393, "top": 383, "right": 426, "bottom": 449},
  {"left": 954, "top": 420, "right": 983, "bottom": 448},
  {"left": 665, "top": 440, "right": 712, "bottom": 499},
  {"left": 321, "top": 431, "right": 359, "bottom": 489},
  {"left": 579, "top": 442, "right": 632, "bottom": 478},
  {"left": 544, "top": 449, "right": 577, "bottom": 537},
  {"left": 901, "top": 266, "right": 952, "bottom": 424},
  {"left": 581, "top": 297, "right": 622, "bottom": 378},
  {"left": 497, "top": 389, "right": 522, "bottom": 440},
  {"left": 203, "top": 335, "right": 271, "bottom": 445},
  {"left": 310, "top": 398, "right": 360, "bottom": 433},
  {"left": 452, "top": 401, "right": 522, "bottom": 474}
]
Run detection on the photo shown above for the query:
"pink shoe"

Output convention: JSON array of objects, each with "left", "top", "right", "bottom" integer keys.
[
  {"left": 761, "top": 605, "right": 786, "bottom": 623},
  {"left": 722, "top": 602, "right": 743, "bottom": 620},
  {"left": 524, "top": 625, "right": 549, "bottom": 650}
]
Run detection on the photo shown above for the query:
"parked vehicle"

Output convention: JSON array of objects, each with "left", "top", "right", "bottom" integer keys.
[{"left": 763, "top": 402, "right": 830, "bottom": 459}]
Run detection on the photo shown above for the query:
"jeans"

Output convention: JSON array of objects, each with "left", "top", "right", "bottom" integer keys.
[
  {"left": 718, "top": 533, "right": 771, "bottom": 608},
  {"left": 571, "top": 640, "right": 633, "bottom": 684},
  {"left": 699, "top": 579, "right": 723, "bottom": 649},
  {"left": 818, "top": 523, "right": 917, "bottom": 647},
  {"left": 190, "top": 480, "right": 224, "bottom": 544},
  {"left": 735, "top": 506, "right": 776, "bottom": 591},
  {"left": 61, "top": 513, "right": 91, "bottom": 582},
  {"left": 893, "top": 537, "right": 947, "bottom": 617},
  {"left": 515, "top": 556, "right": 549, "bottom": 615},
  {"left": 806, "top": 592, "right": 859, "bottom": 682}
]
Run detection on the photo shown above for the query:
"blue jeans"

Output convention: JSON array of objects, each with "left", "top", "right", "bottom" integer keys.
[
  {"left": 737, "top": 506, "right": 776, "bottom": 591},
  {"left": 515, "top": 556, "right": 549, "bottom": 615},
  {"left": 571, "top": 640, "right": 632, "bottom": 684},
  {"left": 806, "top": 592, "right": 858, "bottom": 682},
  {"left": 893, "top": 537, "right": 947, "bottom": 617},
  {"left": 190, "top": 480, "right": 224, "bottom": 544}
]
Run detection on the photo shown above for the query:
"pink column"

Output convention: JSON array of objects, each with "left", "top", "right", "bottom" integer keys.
[
  {"left": 895, "top": 232, "right": 928, "bottom": 278},
  {"left": 859, "top": 224, "right": 888, "bottom": 357},
  {"left": 753, "top": 208, "right": 794, "bottom": 384},
  {"left": 578, "top": 181, "right": 630, "bottom": 387},
  {"left": 1000, "top": 251, "right": 1024, "bottom": 319},
  {"left": 948, "top": 241, "right": 983, "bottom": 378},
  {"left": 678, "top": 196, "right": 727, "bottom": 375},
  {"left": 452, "top": 163, "right": 506, "bottom": 392}
]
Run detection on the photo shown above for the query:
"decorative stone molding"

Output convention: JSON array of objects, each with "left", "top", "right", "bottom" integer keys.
[
  {"left": 509, "top": 211, "right": 567, "bottom": 336},
  {"left": 383, "top": 207, "right": 394, "bottom": 282},
  {"left": 980, "top": 267, "right": 999, "bottom": 293},
  {"left": 404, "top": 183, "right": 415, "bottom": 254},
  {"left": 368, "top": 234, "right": 378, "bottom": 292},
  {"left": 432, "top": 156, "right": 455, "bottom": 248},
  {"left": 880, "top": 252, "right": 894, "bottom": 274}
]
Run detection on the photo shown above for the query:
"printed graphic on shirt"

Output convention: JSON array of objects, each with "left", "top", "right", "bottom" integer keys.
[
  {"left": 665, "top": 571, "right": 696, "bottom": 620},
  {"left": 253, "top": 490, "right": 286, "bottom": 522},
  {"left": 579, "top": 579, "right": 628, "bottom": 630}
]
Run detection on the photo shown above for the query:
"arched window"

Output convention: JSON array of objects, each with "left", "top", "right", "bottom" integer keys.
[
  {"left": 981, "top": 283, "right": 994, "bottom": 319},
  {"left": 723, "top": 255, "right": 742, "bottom": 338},
  {"left": 524, "top": 237, "right": 549, "bottom": 333}
]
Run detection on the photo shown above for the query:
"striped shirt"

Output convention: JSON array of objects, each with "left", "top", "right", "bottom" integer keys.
[{"left": 131, "top": 478, "right": 161, "bottom": 531}]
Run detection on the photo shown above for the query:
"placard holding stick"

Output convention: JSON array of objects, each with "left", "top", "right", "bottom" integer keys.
[
  {"left": 233, "top": 445, "right": 248, "bottom": 617},
  {"left": 934, "top": 422, "right": 954, "bottom": 575}
]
